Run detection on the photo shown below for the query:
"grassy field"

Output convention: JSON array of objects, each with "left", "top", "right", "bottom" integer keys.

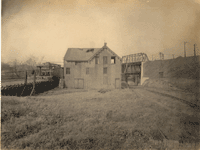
[{"left": 1, "top": 88, "right": 199, "bottom": 149}]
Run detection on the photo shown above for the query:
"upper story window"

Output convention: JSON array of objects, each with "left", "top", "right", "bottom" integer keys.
[
  {"left": 66, "top": 68, "right": 70, "bottom": 74},
  {"left": 95, "top": 56, "right": 99, "bottom": 64},
  {"left": 103, "top": 56, "right": 107, "bottom": 64},
  {"left": 111, "top": 56, "right": 116, "bottom": 64}
]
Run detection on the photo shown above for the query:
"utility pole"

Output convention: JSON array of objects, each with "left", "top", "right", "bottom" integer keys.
[
  {"left": 172, "top": 54, "right": 174, "bottom": 59},
  {"left": 184, "top": 41, "right": 188, "bottom": 58},
  {"left": 194, "top": 44, "right": 196, "bottom": 57}
]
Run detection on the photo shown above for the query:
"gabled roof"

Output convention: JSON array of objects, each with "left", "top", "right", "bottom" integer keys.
[
  {"left": 64, "top": 48, "right": 101, "bottom": 61},
  {"left": 64, "top": 44, "right": 121, "bottom": 62}
]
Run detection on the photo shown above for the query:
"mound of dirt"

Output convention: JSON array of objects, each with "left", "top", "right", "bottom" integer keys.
[
  {"left": 121, "top": 81, "right": 129, "bottom": 89},
  {"left": 142, "top": 79, "right": 178, "bottom": 90},
  {"left": 98, "top": 88, "right": 111, "bottom": 93},
  {"left": 143, "top": 77, "right": 200, "bottom": 94}
]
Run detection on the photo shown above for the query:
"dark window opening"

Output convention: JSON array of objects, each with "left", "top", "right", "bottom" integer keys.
[
  {"left": 95, "top": 56, "right": 99, "bottom": 64},
  {"left": 103, "top": 56, "right": 107, "bottom": 64},
  {"left": 111, "top": 56, "right": 116, "bottom": 64},
  {"left": 86, "top": 49, "right": 94, "bottom": 52},
  {"left": 86, "top": 68, "right": 89, "bottom": 74},
  {"left": 66, "top": 68, "right": 70, "bottom": 74},
  {"left": 103, "top": 67, "right": 107, "bottom": 74}
]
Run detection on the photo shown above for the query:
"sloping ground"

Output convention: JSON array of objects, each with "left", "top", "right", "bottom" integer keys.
[
  {"left": 142, "top": 78, "right": 179, "bottom": 90},
  {"left": 142, "top": 78, "right": 200, "bottom": 107},
  {"left": 1, "top": 88, "right": 199, "bottom": 149},
  {"left": 143, "top": 56, "right": 200, "bottom": 79},
  {"left": 143, "top": 77, "right": 200, "bottom": 94}
]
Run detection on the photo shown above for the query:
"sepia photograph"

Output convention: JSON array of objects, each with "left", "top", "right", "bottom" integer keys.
[{"left": 1, "top": 0, "right": 200, "bottom": 149}]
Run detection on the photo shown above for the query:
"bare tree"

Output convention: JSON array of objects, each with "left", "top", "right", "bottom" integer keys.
[
  {"left": 12, "top": 59, "right": 23, "bottom": 78},
  {"left": 24, "top": 55, "right": 44, "bottom": 70},
  {"left": 9, "top": 55, "right": 45, "bottom": 78}
]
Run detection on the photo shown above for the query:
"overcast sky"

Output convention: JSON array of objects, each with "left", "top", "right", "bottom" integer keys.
[{"left": 1, "top": 0, "right": 200, "bottom": 64}]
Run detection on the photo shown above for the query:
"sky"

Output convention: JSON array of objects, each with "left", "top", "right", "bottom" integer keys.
[{"left": 1, "top": 0, "right": 200, "bottom": 65}]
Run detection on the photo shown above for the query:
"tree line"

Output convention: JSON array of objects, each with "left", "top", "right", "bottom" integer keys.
[{"left": 1, "top": 55, "right": 44, "bottom": 81}]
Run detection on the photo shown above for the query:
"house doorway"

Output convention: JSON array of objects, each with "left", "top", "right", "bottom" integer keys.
[
  {"left": 74, "top": 78, "right": 84, "bottom": 89},
  {"left": 115, "top": 78, "right": 120, "bottom": 89},
  {"left": 103, "top": 67, "right": 108, "bottom": 85}
]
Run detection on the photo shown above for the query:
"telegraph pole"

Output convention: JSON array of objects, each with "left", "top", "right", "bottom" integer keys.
[{"left": 184, "top": 41, "right": 188, "bottom": 57}]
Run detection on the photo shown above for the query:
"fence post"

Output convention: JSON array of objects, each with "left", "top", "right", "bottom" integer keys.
[
  {"left": 21, "top": 71, "right": 27, "bottom": 96},
  {"left": 30, "top": 70, "right": 36, "bottom": 96},
  {"left": 25, "top": 71, "right": 27, "bottom": 84}
]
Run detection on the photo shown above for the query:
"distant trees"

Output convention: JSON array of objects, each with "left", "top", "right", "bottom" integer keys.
[
  {"left": 23, "top": 55, "right": 44, "bottom": 71},
  {"left": 12, "top": 59, "right": 23, "bottom": 77},
  {"left": 1, "top": 62, "right": 10, "bottom": 70},
  {"left": 1, "top": 55, "right": 45, "bottom": 80}
]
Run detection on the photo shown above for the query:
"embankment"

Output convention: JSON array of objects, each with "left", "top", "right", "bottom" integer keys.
[{"left": 142, "top": 56, "right": 200, "bottom": 92}]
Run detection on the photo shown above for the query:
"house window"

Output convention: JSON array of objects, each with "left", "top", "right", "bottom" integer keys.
[
  {"left": 95, "top": 56, "right": 99, "bottom": 64},
  {"left": 103, "top": 56, "right": 107, "bottom": 64},
  {"left": 111, "top": 56, "right": 116, "bottom": 64},
  {"left": 86, "top": 68, "right": 89, "bottom": 74},
  {"left": 103, "top": 67, "right": 107, "bottom": 74},
  {"left": 66, "top": 68, "right": 70, "bottom": 74}
]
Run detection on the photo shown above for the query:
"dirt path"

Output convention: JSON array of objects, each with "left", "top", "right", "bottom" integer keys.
[
  {"left": 131, "top": 86, "right": 199, "bottom": 142},
  {"left": 144, "top": 87, "right": 200, "bottom": 108},
  {"left": 133, "top": 88, "right": 182, "bottom": 114},
  {"left": 133, "top": 88, "right": 194, "bottom": 114}
]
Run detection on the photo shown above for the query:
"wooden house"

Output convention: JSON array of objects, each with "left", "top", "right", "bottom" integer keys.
[{"left": 64, "top": 43, "right": 121, "bottom": 89}]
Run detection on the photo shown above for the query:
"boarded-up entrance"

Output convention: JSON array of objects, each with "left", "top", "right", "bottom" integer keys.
[
  {"left": 115, "top": 78, "right": 120, "bottom": 89},
  {"left": 74, "top": 78, "right": 84, "bottom": 89},
  {"left": 103, "top": 76, "right": 108, "bottom": 85}
]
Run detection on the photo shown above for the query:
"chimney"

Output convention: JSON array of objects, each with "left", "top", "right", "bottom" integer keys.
[{"left": 104, "top": 42, "right": 107, "bottom": 47}]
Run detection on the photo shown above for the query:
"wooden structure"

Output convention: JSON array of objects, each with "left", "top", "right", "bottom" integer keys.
[
  {"left": 122, "top": 53, "right": 149, "bottom": 64},
  {"left": 64, "top": 43, "right": 121, "bottom": 89},
  {"left": 122, "top": 53, "right": 149, "bottom": 85},
  {"left": 37, "top": 62, "right": 62, "bottom": 78}
]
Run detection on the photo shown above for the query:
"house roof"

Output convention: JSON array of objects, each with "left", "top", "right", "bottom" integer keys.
[
  {"left": 37, "top": 62, "right": 61, "bottom": 68},
  {"left": 64, "top": 44, "right": 121, "bottom": 62},
  {"left": 64, "top": 48, "right": 101, "bottom": 61}
]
